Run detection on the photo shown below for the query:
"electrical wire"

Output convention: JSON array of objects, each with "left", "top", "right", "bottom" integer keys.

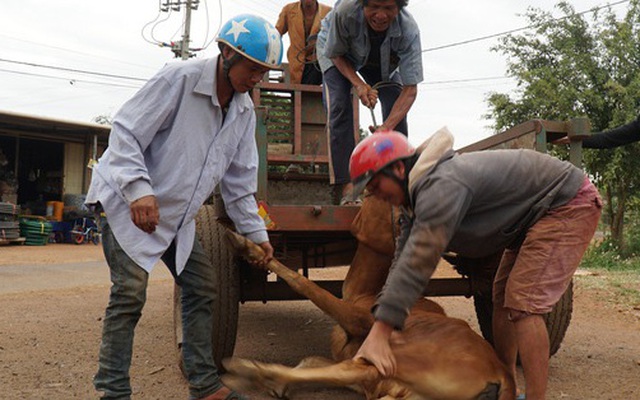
[
  {"left": 201, "top": 0, "right": 223, "bottom": 50},
  {"left": 0, "top": 33, "right": 156, "bottom": 72},
  {"left": 201, "top": 0, "right": 210, "bottom": 48},
  {"left": 0, "top": 58, "right": 148, "bottom": 82},
  {"left": 0, "top": 68, "right": 141, "bottom": 89},
  {"left": 421, "top": 0, "right": 630, "bottom": 53},
  {"left": 150, "top": 6, "right": 174, "bottom": 44},
  {"left": 141, "top": 7, "right": 164, "bottom": 45},
  {"left": 420, "top": 76, "right": 513, "bottom": 86}
]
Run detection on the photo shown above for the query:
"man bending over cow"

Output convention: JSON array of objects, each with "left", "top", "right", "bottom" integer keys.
[{"left": 349, "top": 129, "right": 602, "bottom": 400}]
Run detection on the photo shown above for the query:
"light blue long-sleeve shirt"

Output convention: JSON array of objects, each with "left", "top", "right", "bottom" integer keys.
[
  {"left": 86, "top": 56, "right": 268, "bottom": 275},
  {"left": 316, "top": 0, "right": 423, "bottom": 85}
]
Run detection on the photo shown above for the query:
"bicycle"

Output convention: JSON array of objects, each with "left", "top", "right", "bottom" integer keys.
[{"left": 70, "top": 217, "right": 101, "bottom": 245}]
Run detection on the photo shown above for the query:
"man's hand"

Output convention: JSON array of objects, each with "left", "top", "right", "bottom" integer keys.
[
  {"left": 552, "top": 136, "right": 570, "bottom": 145},
  {"left": 369, "top": 124, "right": 389, "bottom": 133},
  {"left": 130, "top": 195, "right": 160, "bottom": 234},
  {"left": 356, "top": 84, "right": 378, "bottom": 109},
  {"left": 354, "top": 320, "right": 396, "bottom": 377},
  {"left": 253, "top": 241, "right": 274, "bottom": 267}
]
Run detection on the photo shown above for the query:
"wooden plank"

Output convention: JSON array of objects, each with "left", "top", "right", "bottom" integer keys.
[
  {"left": 257, "top": 81, "right": 323, "bottom": 93},
  {"left": 267, "top": 154, "right": 329, "bottom": 164},
  {"left": 0, "top": 237, "right": 26, "bottom": 246},
  {"left": 294, "top": 90, "right": 302, "bottom": 155},
  {"left": 265, "top": 205, "right": 360, "bottom": 231}
]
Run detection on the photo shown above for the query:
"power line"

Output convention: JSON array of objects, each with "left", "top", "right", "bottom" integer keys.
[
  {"left": 422, "top": 0, "right": 630, "bottom": 53},
  {"left": 0, "top": 68, "right": 141, "bottom": 89},
  {"left": 0, "top": 58, "right": 148, "bottom": 82},
  {"left": 420, "top": 76, "right": 513, "bottom": 86},
  {"left": 0, "top": 33, "right": 157, "bottom": 71}
]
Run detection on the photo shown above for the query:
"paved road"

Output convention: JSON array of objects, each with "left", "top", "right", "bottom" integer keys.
[{"left": 0, "top": 260, "right": 172, "bottom": 295}]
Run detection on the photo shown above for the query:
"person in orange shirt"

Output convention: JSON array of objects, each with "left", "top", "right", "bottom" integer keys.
[{"left": 276, "top": 0, "right": 332, "bottom": 84}]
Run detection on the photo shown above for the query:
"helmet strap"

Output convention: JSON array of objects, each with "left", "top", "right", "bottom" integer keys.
[
  {"left": 221, "top": 49, "right": 242, "bottom": 82},
  {"left": 380, "top": 163, "right": 407, "bottom": 197},
  {"left": 380, "top": 155, "right": 417, "bottom": 204}
]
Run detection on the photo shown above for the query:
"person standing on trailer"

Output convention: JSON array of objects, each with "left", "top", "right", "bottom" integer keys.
[
  {"left": 316, "top": 0, "right": 423, "bottom": 204},
  {"left": 276, "top": 0, "right": 332, "bottom": 84}
]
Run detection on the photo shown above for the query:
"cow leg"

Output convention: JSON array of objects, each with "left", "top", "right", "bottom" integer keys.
[
  {"left": 223, "top": 357, "right": 379, "bottom": 398},
  {"left": 226, "top": 230, "right": 375, "bottom": 337}
]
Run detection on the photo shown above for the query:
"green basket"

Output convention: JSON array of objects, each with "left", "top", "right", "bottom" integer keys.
[{"left": 19, "top": 217, "right": 53, "bottom": 246}]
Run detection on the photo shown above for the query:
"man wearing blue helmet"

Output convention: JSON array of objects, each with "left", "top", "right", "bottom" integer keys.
[{"left": 87, "top": 14, "right": 282, "bottom": 400}]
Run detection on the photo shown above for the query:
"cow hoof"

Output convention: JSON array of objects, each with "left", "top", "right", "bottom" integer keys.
[{"left": 223, "top": 358, "right": 290, "bottom": 399}]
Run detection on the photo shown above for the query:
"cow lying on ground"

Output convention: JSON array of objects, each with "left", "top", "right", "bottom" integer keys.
[{"left": 223, "top": 197, "right": 515, "bottom": 400}]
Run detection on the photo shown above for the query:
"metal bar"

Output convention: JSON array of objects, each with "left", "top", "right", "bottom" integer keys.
[
  {"left": 265, "top": 205, "right": 360, "bottom": 231},
  {"left": 458, "top": 120, "right": 540, "bottom": 153},
  {"left": 536, "top": 126, "right": 548, "bottom": 153},
  {"left": 352, "top": 92, "right": 360, "bottom": 143},
  {"left": 566, "top": 117, "right": 591, "bottom": 168},
  {"left": 255, "top": 107, "right": 268, "bottom": 202},
  {"left": 294, "top": 90, "right": 302, "bottom": 155},
  {"left": 239, "top": 278, "right": 474, "bottom": 302},
  {"left": 267, "top": 154, "right": 329, "bottom": 164},
  {"left": 257, "top": 81, "right": 323, "bottom": 93}
]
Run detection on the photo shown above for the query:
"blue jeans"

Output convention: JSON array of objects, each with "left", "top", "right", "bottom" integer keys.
[
  {"left": 93, "top": 219, "right": 222, "bottom": 400},
  {"left": 323, "top": 66, "right": 407, "bottom": 185}
]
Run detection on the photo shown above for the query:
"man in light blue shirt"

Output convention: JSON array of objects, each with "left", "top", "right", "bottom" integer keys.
[
  {"left": 316, "top": 0, "right": 423, "bottom": 204},
  {"left": 86, "top": 15, "right": 281, "bottom": 400}
]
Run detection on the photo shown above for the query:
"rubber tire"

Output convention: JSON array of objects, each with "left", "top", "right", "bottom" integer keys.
[
  {"left": 173, "top": 204, "right": 240, "bottom": 377},
  {"left": 473, "top": 281, "right": 573, "bottom": 357},
  {"left": 72, "top": 227, "right": 84, "bottom": 245}
]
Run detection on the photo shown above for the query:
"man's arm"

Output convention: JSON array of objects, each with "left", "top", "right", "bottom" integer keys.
[
  {"left": 375, "top": 84, "right": 417, "bottom": 132},
  {"left": 331, "top": 55, "right": 378, "bottom": 108},
  {"left": 582, "top": 114, "right": 640, "bottom": 149},
  {"left": 106, "top": 74, "right": 176, "bottom": 202},
  {"left": 374, "top": 181, "right": 472, "bottom": 329},
  {"left": 275, "top": 6, "right": 288, "bottom": 35},
  {"left": 219, "top": 112, "right": 270, "bottom": 248}
]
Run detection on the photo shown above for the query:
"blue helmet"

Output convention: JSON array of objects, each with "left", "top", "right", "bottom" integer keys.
[{"left": 216, "top": 14, "right": 283, "bottom": 69}]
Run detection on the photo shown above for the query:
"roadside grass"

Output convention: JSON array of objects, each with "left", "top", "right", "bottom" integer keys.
[{"left": 576, "top": 243, "right": 640, "bottom": 309}]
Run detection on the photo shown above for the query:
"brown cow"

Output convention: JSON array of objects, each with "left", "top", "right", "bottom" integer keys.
[{"left": 223, "top": 197, "right": 515, "bottom": 400}]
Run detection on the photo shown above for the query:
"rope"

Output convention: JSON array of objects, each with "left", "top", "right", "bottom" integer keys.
[{"left": 367, "top": 81, "right": 404, "bottom": 129}]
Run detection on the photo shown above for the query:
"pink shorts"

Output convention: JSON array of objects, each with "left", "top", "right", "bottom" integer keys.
[{"left": 493, "top": 177, "right": 602, "bottom": 318}]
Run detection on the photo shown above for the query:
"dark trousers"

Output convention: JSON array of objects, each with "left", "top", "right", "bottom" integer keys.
[
  {"left": 323, "top": 66, "right": 406, "bottom": 185},
  {"left": 301, "top": 62, "right": 323, "bottom": 85},
  {"left": 93, "top": 219, "right": 221, "bottom": 400}
]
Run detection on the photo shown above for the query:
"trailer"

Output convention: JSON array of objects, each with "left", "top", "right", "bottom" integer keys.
[{"left": 173, "top": 69, "right": 592, "bottom": 369}]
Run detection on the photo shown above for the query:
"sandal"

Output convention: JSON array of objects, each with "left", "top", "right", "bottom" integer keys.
[
  {"left": 338, "top": 182, "right": 363, "bottom": 206},
  {"left": 340, "top": 196, "right": 362, "bottom": 206}
]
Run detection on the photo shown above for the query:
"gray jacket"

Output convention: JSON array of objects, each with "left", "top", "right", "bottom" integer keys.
[{"left": 374, "top": 131, "right": 585, "bottom": 329}]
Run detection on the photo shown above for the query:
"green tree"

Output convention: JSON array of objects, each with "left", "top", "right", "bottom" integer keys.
[
  {"left": 92, "top": 114, "right": 113, "bottom": 125},
  {"left": 485, "top": 0, "right": 640, "bottom": 252}
]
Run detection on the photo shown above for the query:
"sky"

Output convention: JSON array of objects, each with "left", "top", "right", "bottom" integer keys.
[{"left": 0, "top": 0, "right": 626, "bottom": 148}]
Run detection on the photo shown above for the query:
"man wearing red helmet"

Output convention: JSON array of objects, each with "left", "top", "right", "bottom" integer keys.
[{"left": 349, "top": 130, "right": 602, "bottom": 400}]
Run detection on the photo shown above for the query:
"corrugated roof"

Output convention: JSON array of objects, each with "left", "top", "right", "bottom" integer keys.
[{"left": 0, "top": 110, "right": 110, "bottom": 144}]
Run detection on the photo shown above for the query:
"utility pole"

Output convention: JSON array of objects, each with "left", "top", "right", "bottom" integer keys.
[{"left": 159, "top": 0, "right": 201, "bottom": 59}]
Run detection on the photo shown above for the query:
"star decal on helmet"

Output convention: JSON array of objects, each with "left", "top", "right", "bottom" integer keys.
[
  {"left": 374, "top": 138, "right": 394, "bottom": 155},
  {"left": 225, "top": 19, "right": 251, "bottom": 42}
]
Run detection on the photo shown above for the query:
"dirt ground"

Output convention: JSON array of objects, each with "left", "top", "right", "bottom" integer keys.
[{"left": 0, "top": 243, "right": 639, "bottom": 400}]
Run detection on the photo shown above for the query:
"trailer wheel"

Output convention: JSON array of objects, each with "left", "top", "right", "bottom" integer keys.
[
  {"left": 473, "top": 281, "right": 573, "bottom": 357},
  {"left": 173, "top": 204, "right": 240, "bottom": 377}
]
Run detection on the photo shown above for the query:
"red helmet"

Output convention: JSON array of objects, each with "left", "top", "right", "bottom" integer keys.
[{"left": 349, "top": 130, "right": 416, "bottom": 198}]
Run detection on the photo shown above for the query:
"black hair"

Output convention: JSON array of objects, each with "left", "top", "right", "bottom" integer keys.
[{"left": 360, "top": 0, "right": 408, "bottom": 9}]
